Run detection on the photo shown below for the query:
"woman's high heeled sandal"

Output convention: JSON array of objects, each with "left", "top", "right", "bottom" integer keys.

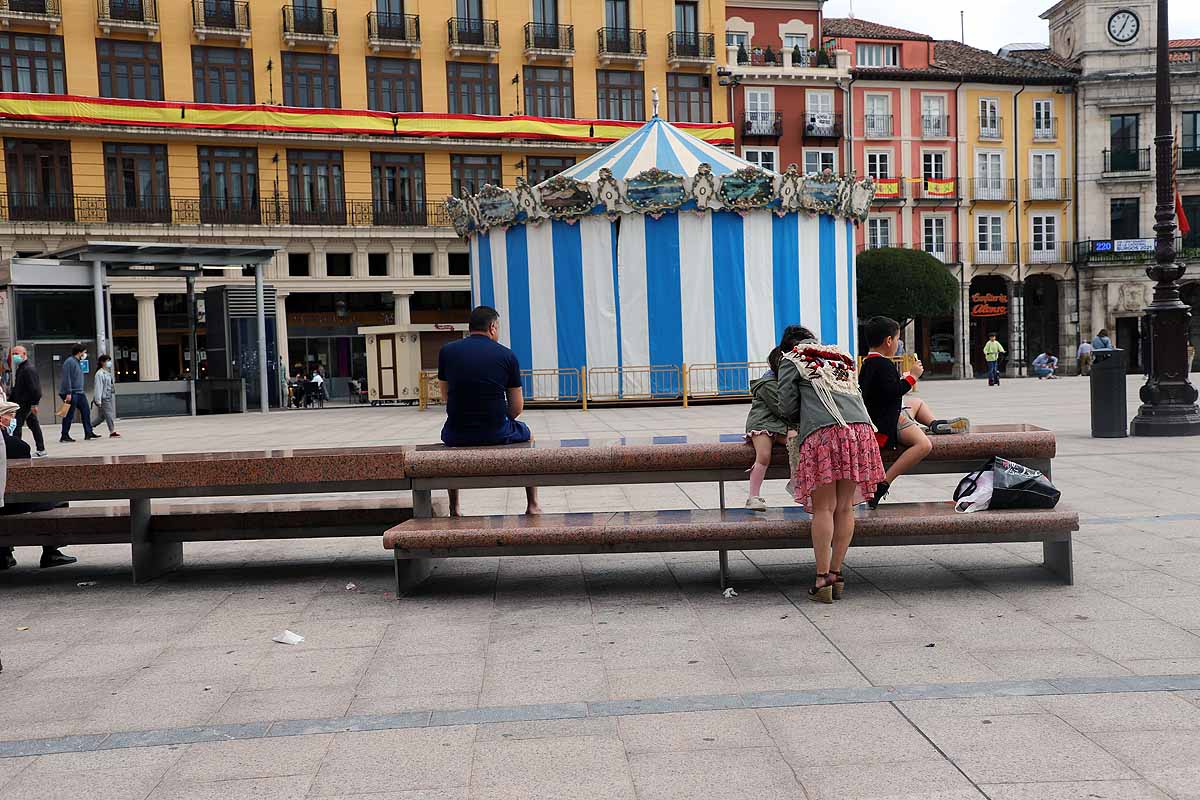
[
  {"left": 830, "top": 570, "right": 845, "bottom": 600},
  {"left": 808, "top": 573, "right": 834, "bottom": 604}
]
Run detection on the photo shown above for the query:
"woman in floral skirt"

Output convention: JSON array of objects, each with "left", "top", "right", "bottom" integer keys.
[{"left": 777, "top": 326, "right": 885, "bottom": 604}]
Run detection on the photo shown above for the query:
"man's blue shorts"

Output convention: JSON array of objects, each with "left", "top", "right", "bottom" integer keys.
[{"left": 441, "top": 418, "right": 532, "bottom": 447}]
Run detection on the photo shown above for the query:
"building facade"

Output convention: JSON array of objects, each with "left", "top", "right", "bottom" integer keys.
[
  {"left": 1036, "top": 0, "right": 1200, "bottom": 373},
  {"left": 0, "top": 0, "right": 730, "bottom": 397}
]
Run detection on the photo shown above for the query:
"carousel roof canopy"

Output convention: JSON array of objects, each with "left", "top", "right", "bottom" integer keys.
[{"left": 550, "top": 114, "right": 759, "bottom": 185}]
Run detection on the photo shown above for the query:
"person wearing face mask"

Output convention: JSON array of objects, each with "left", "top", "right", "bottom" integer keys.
[
  {"left": 9, "top": 345, "right": 46, "bottom": 457},
  {"left": 90, "top": 355, "right": 119, "bottom": 438},
  {"left": 0, "top": 399, "right": 75, "bottom": 570},
  {"left": 58, "top": 343, "right": 99, "bottom": 443}
]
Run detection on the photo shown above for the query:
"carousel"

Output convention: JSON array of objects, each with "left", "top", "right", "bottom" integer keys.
[{"left": 445, "top": 93, "right": 875, "bottom": 401}]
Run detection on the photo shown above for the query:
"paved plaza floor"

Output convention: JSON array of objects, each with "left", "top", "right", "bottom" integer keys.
[{"left": 2, "top": 375, "right": 1200, "bottom": 799}]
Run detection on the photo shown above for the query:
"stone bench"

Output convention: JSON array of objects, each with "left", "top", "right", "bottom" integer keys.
[{"left": 384, "top": 503, "right": 1079, "bottom": 591}]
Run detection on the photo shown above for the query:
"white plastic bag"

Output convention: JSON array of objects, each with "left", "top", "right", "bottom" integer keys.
[{"left": 954, "top": 468, "right": 993, "bottom": 513}]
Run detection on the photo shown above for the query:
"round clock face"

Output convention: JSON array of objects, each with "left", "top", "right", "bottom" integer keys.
[{"left": 1108, "top": 10, "right": 1140, "bottom": 43}]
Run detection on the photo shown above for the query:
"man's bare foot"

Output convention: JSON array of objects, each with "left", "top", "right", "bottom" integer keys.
[{"left": 525, "top": 503, "right": 543, "bottom": 515}]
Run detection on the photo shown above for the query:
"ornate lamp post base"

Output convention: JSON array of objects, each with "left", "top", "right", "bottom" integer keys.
[{"left": 1130, "top": 0, "right": 1200, "bottom": 436}]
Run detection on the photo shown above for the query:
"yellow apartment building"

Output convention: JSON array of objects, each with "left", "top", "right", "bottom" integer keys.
[{"left": 0, "top": 0, "right": 728, "bottom": 396}]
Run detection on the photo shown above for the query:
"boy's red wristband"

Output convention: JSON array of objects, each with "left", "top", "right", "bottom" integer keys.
[{"left": 903, "top": 374, "right": 917, "bottom": 387}]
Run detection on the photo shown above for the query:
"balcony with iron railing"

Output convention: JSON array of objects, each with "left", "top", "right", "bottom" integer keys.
[
  {"left": 1075, "top": 237, "right": 1200, "bottom": 265},
  {"left": 1103, "top": 147, "right": 1151, "bottom": 173},
  {"left": 921, "top": 114, "right": 950, "bottom": 139},
  {"left": 912, "top": 176, "right": 960, "bottom": 202},
  {"left": 802, "top": 112, "right": 842, "bottom": 139},
  {"left": 282, "top": 4, "right": 337, "bottom": 47},
  {"left": 971, "top": 241, "right": 1018, "bottom": 265},
  {"left": 1033, "top": 117, "right": 1058, "bottom": 141},
  {"left": 668, "top": 30, "right": 714, "bottom": 66},
  {"left": 98, "top": 0, "right": 157, "bottom": 35},
  {"left": 597, "top": 26, "right": 646, "bottom": 63},
  {"left": 864, "top": 114, "right": 893, "bottom": 138},
  {"left": 868, "top": 175, "right": 905, "bottom": 203},
  {"left": 0, "top": 193, "right": 455, "bottom": 228},
  {"left": 1182, "top": 146, "right": 1200, "bottom": 170},
  {"left": 734, "top": 44, "right": 834, "bottom": 69},
  {"left": 969, "top": 177, "right": 1015, "bottom": 203},
  {"left": 1025, "top": 177, "right": 1070, "bottom": 201},
  {"left": 742, "top": 111, "right": 781, "bottom": 138},
  {"left": 366, "top": 11, "right": 418, "bottom": 51},
  {"left": 192, "top": 0, "right": 249, "bottom": 41},
  {"left": 978, "top": 115, "right": 1003, "bottom": 140},
  {"left": 447, "top": 16, "right": 499, "bottom": 55},
  {"left": 1025, "top": 240, "right": 1073, "bottom": 265},
  {"left": 524, "top": 22, "right": 573, "bottom": 59},
  {"left": 0, "top": 0, "right": 61, "bottom": 28}
]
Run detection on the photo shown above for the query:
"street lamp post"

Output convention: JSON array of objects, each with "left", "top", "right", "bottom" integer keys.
[{"left": 1129, "top": 0, "right": 1200, "bottom": 436}]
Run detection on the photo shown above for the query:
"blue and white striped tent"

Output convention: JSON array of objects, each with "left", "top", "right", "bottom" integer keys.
[{"left": 457, "top": 115, "right": 868, "bottom": 399}]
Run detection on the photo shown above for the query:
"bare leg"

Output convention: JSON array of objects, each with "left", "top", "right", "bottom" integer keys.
[
  {"left": 809, "top": 482, "right": 837, "bottom": 576},
  {"left": 448, "top": 489, "right": 461, "bottom": 517},
  {"left": 525, "top": 487, "right": 541, "bottom": 515},
  {"left": 905, "top": 396, "right": 936, "bottom": 425},
  {"left": 884, "top": 423, "right": 932, "bottom": 485},
  {"left": 747, "top": 434, "right": 773, "bottom": 497},
  {"left": 830, "top": 479, "right": 858, "bottom": 573}
]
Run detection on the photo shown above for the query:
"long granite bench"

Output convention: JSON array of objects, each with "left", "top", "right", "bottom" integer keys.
[{"left": 387, "top": 425, "right": 1074, "bottom": 593}]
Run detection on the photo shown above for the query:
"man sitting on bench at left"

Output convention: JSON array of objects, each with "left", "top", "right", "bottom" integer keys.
[{"left": 438, "top": 305, "right": 541, "bottom": 516}]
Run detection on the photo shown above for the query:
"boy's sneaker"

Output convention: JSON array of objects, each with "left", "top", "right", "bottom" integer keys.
[
  {"left": 929, "top": 417, "right": 971, "bottom": 435},
  {"left": 867, "top": 481, "right": 890, "bottom": 510},
  {"left": 33, "top": 450, "right": 47, "bottom": 458},
  {"left": 745, "top": 496, "right": 767, "bottom": 512}
]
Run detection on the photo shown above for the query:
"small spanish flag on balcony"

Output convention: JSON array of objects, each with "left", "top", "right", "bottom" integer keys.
[
  {"left": 925, "top": 178, "right": 956, "bottom": 196},
  {"left": 874, "top": 178, "right": 900, "bottom": 198}
]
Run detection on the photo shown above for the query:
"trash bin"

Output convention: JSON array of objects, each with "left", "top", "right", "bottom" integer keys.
[{"left": 1090, "top": 348, "right": 1128, "bottom": 438}]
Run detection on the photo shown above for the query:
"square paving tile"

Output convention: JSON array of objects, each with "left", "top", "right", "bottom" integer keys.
[
  {"left": 471, "top": 735, "right": 636, "bottom": 800},
  {"left": 979, "top": 779, "right": 1173, "bottom": 800},
  {"left": 796, "top": 758, "right": 985, "bottom": 800},
  {"left": 480, "top": 659, "right": 608, "bottom": 706},
  {"left": 309, "top": 726, "right": 475, "bottom": 796},
  {"left": 628, "top": 747, "right": 801, "bottom": 800},
  {"left": 617, "top": 709, "right": 772, "bottom": 753},
  {"left": 1038, "top": 691, "right": 1200, "bottom": 732},
  {"left": 759, "top": 704, "right": 941, "bottom": 767},
  {"left": 164, "top": 734, "right": 333, "bottom": 783}
]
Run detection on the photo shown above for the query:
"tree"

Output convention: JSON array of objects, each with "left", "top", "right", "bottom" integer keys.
[{"left": 856, "top": 247, "right": 958, "bottom": 329}]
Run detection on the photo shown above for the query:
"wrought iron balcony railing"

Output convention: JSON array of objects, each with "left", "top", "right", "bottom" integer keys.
[
  {"left": 969, "top": 177, "right": 1015, "bottom": 203},
  {"left": 98, "top": 0, "right": 156, "bottom": 28},
  {"left": 447, "top": 16, "right": 499, "bottom": 49},
  {"left": 0, "top": 0, "right": 62, "bottom": 24},
  {"left": 864, "top": 114, "right": 893, "bottom": 138},
  {"left": 524, "top": 21, "right": 573, "bottom": 52},
  {"left": 971, "top": 241, "right": 1018, "bottom": 265},
  {"left": 1103, "top": 147, "right": 1151, "bottom": 172},
  {"left": 1025, "top": 178, "right": 1070, "bottom": 201},
  {"left": 912, "top": 176, "right": 960, "bottom": 202},
  {"left": 978, "top": 115, "right": 1003, "bottom": 140},
  {"left": 1033, "top": 117, "right": 1057, "bottom": 140},
  {"left": 668, "top": 31, "right": 714, "bottom": 61},
  {"left": 803, "top": 112, "right": 842, "bottom": 138},
  {"left": 282, "top": 4, "right": 336, "bottom": 38},
  {"left": 193, "top": 0, "right": 249, "bottom": 32},
  {"left": 921, "top": 114, "right": 950, "bottom": 138},
  {"left": 1026, "top": 240, "right": 1073, "bottom": 264},
  {"left": 597, "top": 26, "right": 646, "bottom": 59},
  {"left": 742, "top": 111, "right": 781, "bottom": 138}
]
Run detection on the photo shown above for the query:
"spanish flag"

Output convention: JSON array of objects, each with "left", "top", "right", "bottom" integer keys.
[
  {"left": 874, "top": 178, "right": 900, "bottom": 198},
  {"left": 925, "top": 178, "right": 956, "bottom": 196}
]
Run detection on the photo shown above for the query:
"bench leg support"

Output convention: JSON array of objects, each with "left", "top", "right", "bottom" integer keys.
[
  {"left": 130, "top": 498, "right": 182, "bottom": 584},
  {"left": 413, "top": 489, "right": 433, "bottom": 519},
  {"left": 394, "top": 551, "right": 435, "bottom": 597},
  {"left": 719, "top": 550, "right": 729, "bottom": 590},
  {"left": 1043, "top": 538, "right": 1074, "bottom": 585}
]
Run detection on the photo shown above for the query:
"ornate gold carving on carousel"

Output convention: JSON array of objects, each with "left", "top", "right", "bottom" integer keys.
[
  {"left": 688, "top": 163, "right": 720, "bottom": 211},
  {"left": 537, "top": 175, "right": 596, "bottom": 220},
  {"left": 594, "top": 167, "right": 625, "bottom": 217},
  {"left": 475, "top": 183, "right": 518, "bottom": 229},
  {"left": 718, "top": 166, "right": 775, "bottom": 211},
  {"left": 625, "top": 167, "right": 688, "bottom": 216}
]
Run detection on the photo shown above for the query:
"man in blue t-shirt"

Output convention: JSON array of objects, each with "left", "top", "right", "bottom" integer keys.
[{"left": 438, "top": 305, "right": 540, "bottom": 515}]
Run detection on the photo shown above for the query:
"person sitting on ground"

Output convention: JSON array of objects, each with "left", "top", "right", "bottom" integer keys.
[
  {"left": 0, "top": 400, "right": 76, "bottom": 571},
  {"left": 743, "top": 347, "right": 795, "bottom": 511},
  {"left": 858, "top": 316, "right": 970, "bottom": 509},
  {"left": 1032, "top": 351, "right": 1059, "bottom": 379},
  {"left": 438, "top": 305, "right": 540, "bottom": 516}
]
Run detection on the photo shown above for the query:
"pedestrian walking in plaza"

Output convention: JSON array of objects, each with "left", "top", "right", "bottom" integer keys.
[
  {"left": 9, "top": 346, "right": 46, "bottom": 456},
  {"left": 0, "top": 399, "right": 76, "bottom": 571},
  {"left": 438, "top": 306, "right": 540, "bottom": 515},
  {"left": 743, "top": 347, "right": 794, "bottom": 511},
  {"left": 1092, "top": 329, "right": 1113, "bottom": 350},
  {"left": 58, "top": 343, "right": 99, "bottom": 443},
  {"left": 859, "top": 316, "right": 970, "bottom": 509},
  {"left": 1032, "top": 351, "right": 1059, "bottom": 379},
  {"left": 983, "top": 333, "right": 1006, "bottom": 386},
  {"left": 90, "top": 354, "right": 120, "bottom": 437},
  {"left": 1077, "top": 340, "right": 1094, "bottom": 376},
  {"left": 777, "top": 325, "right": 885, "bottom": 604}
]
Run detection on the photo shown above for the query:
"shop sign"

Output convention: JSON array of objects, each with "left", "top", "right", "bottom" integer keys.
[
  {"left": 971, "top": 291, "right": 1009, "bottom": 318},
  {"left": 1114, "top": 238, "right": 1154, "bottom": 252}
]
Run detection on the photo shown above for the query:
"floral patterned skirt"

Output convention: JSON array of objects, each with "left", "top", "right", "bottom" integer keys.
[{"left": 787, "top": 422, "right": 886, "bottom": 512}]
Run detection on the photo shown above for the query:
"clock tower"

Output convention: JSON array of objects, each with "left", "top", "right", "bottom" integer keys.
[{"left": 1042, "top": 0, "right": 1157, "bottom": 71}]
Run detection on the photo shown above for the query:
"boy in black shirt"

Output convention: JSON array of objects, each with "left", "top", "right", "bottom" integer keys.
[{"left": 858, "top": 317, "right": 969, "bottom": 508}]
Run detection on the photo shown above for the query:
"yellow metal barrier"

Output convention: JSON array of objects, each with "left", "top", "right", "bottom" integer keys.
[
  {"left": 521, "top": 368, "right": 582, "bottom": 406},
  {"left": 855, "top": 354, "right": 919, "bottom": 390},
  {"left": 418, "top": 370, "right": 441, "bottom": 411},
  {"left": 686, "top": 362, "right": 771, "bottom": 401},
  {"left": 586, "top": 365, "right": 684, "bottom": 403}
]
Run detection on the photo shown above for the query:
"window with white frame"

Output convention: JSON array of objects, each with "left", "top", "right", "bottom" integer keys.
[
  {"left": 866, "top": 151, "right": 891, "bottom": 179},
  {"left": 976, "top": 214, "right": 1004, "bottom": 261},
  {"left": 922, "top": 151, "right": 946, "bottom": 180},
  {"left": 865, "top": 94, "right": 891, "bottom": 136},
  {"left": 803, "top": 149, "right": 836, "bottom": 174},
  {"left": 726, "top": 31, "right": 749, "bottom": 48},
  {"left": 923, "top": 217, "right": 947, "bottom": 258},
  {"left": 743, "top": 148, "right": 777, "bottom": 173},
  {"left": 1033, "top": 99, "right": 1054, "bottom": 139},
  {"left": 976, "top": 151, "right": 1003, "bottom": 199},
  {"left": 856, "top": 43, "right": 899, "bottom": 67},
  {"left": 805, "top": 90, "right": 835, "bottom": 135},
  {"left": 979, "top": 98, "right": 1000, "bottom": 138},
  {"left": 1031, "top": 214, "right": 1058, "bottom": 260},
  {"left": 745, "top": 87, "right": 775, "bottom": 135},
  {"left": 921, "top": 95, "right": 946, "bottom": 136},
  {"left": 868, "top": 217, "right": 891, "bottom": 249},
  {"left": 1031, "top": 151, "right": 1059, "bottom": 198}
]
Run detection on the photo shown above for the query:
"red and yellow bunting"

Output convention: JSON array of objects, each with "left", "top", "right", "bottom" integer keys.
[{"left": 0, "top": 92, "right": 734, "bottom": 145}]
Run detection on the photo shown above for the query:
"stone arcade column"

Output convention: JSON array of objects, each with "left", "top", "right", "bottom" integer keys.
[
  {"left": 276, "top": 291, "right": 290, "bottom": 375},
  {"left": 393, "top": 291, "right": 412, "bottom": 326},
  {"left": 135, "top": 293, "right": 160, "bottom": 381}
]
